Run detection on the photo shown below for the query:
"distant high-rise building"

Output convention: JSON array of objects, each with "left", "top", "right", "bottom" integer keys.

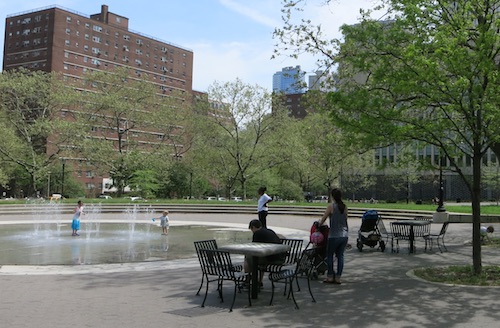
[
  {"left": 272, "top": 65, "right": 305, "bottom": 94},
  {"left": 308, "top": 70, "right": 338, "bottom": 92}
]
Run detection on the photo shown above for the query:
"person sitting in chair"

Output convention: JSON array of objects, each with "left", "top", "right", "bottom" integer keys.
[{"left": 244, "top": 219, "right": 286, "bottom": 287}]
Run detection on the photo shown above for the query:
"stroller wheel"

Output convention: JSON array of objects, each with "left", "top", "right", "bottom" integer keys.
[
  {"left": 380, "top": 240, "right": 386, "bottom": 252},
  {"left": 357, "top": 240, "right": 363, "bottom": 252}
]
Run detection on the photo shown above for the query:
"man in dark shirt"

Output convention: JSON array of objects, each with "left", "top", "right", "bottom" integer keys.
[{"left": 246, "top": 219, "right": 287, "bottom": 286}]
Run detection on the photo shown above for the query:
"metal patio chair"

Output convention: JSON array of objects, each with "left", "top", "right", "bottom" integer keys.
[
  {"left": 194, "top": 239, "right": 243, "bottom": 296},
  {"left": 198, "top": 249, "right": 251, "bottom": 312},
  {"left": 268, "top": 248, "right": 316, "bottom": 309},
  {"left": 424, "top": 221, "right": 449, "bottom": 253}
]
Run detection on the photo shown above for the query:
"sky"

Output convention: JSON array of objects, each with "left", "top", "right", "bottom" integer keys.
[{"left": 0, "top": 0, "right": 381, "bottom": 92}]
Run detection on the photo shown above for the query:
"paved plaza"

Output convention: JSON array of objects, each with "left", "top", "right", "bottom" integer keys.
[{"left": 1, "top": 212, "right": 500, "bottom": 328}]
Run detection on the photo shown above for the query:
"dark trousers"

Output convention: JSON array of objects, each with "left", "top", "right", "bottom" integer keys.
[{"left": 258, "top": 211, "right": 268, "bottom": 228}]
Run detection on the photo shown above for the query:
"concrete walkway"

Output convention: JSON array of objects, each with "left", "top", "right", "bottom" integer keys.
[{"left": 1, "top": 213, "right": 500, "bottom": 328}]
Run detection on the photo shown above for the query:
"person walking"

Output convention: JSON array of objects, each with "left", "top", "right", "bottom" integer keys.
[
  {"left": 257, "top": 186, "right": 272, "bottom": 229},
  {"left": 318, "top": 188, "right": 349, "bottom": 284},
  {"left": 71, "top": 200, "right": 84, "bottom": 236}
]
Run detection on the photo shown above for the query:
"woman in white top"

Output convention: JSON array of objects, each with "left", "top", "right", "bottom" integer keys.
[{"left": 257, "top": 186, "right": 272, "bottom": 228}]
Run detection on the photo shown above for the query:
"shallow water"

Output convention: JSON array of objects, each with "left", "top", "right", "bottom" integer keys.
[{"left": 0, "top": 223, "right": 252, "bottom": 265}]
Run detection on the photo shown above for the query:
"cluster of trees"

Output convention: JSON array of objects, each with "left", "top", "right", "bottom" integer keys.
[
  {"left": 273, "top": 0, "right": 500, "bottom": 273},
  {"left": 0, "top": 68, "right": 374, "bottom": 202}
]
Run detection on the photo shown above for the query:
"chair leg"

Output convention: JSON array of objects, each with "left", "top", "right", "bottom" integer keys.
[
  {"left": 282, "top": 280, "right": 288, "bottom": 296},
  {"left": 230, "top": 282, "right": 237, "bottom": 312},
  {"left": 246, "top": 278, "right": 252, "bottom": 308},
  {"left": 427, "top": 238, "right": 433, "bottom": 251},
  {"left": 440, "top": 237, "right": 447, "bottom": 251},
  {"left": 269, "top": 281, "right": 276, "bottom": 306},
  {"left": 437, "top": 237, "right": 447, "bottom": 253},
  {"left": 218, "top": 279, "right": 224, "bottom": 302},
  {"left": 306, "top": 276, "right": 316, "bottom": 303},
  {"left": 201, "top": 278, "right": 210, "bottom": 308},
  {"left": 289, "top": 277, "right": 299, "bottom": 310},
  {"left": 196, "top": 275, "right": 205, "bottom": 296},
  {"left": 295, "top": 276, "right": 301, "bottom": 292}
]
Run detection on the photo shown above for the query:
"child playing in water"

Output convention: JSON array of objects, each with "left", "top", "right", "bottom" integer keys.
[
  {"left": 158, "top": 210, "right": 169, "bottom": 235},
  {"left": 72, "top": 200, "right": 84, "bottom": 236}
]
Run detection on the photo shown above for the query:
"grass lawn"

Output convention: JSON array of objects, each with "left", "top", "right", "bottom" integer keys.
[
  {"left": 413, "top": 237, "right": 500, "bottom": 286},
  {"left": 414, "top": 265, "right": 500, "bottom": 286}
]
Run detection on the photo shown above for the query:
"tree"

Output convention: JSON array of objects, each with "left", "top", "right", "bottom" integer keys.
[
  {"left": 298, "top": 107, "right": 375, "bottom": 197},
  {"left": 128, "top": 169, "right": 159, "bottom": 199},
  {"left": 71, "top": 68, "right": 188, "bottom": 196},
  {"left": 275, "top": 0, "right": 500, "bottom": 273},
  {"left": 191, "top": 78, "right": 289, "bottom": 199},
  {"left": 0, "top": 69, "right": 78, "bottom": 196}
]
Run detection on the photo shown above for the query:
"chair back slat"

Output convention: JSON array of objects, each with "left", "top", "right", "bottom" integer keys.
[
  {"left": 377, "top": 219, "right": 389, "bottom": 234},
  {"left": 414, "top": 223, "right": 430, "bottom": 237},
  {"left": 391, "top": 223, "right": 411, "bottom": 240},
  {"left": 439, "top": 222, "right": 449, "bottom": 236},
  {"left": 280, "top": 238, "right": 304, "bottom": 265},
  {"left": 194, "top": 239, "right": 218, "bottom": 253},
  {"left": 194, "top": 240, "right": 218, "bottom": 274},
  {"left": 199, "top": 249, "right": 236, "bottom": 279},
  {"left": 296, "top": 248, "right": 316, "bottom": 276}
]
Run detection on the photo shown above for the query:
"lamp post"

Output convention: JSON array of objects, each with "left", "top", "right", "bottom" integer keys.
[
  {"left": 61, "top": 158, "right": 66, "bottom": 197},
  {"left": 436, "top": 156, "right": 446, "bottom": 212},
  {"left": 189, "top": 172, "right": 193, "bottom": 199},
  {"left": 47, "top": 172, "right": 51, "bottom": 198}
]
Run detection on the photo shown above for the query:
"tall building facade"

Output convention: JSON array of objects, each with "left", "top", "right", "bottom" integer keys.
[
  {"left": 2, "top": 4, "right": 194, "bottom": 196},
  {"left": 272, "top": 65, "right": 305, "bottom": 94},
  {"left": 3, "top": 4, "right": 193, "bottom": 94}
]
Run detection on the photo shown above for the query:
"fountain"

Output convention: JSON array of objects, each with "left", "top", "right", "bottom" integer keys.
[{"left": 0, "top": 201, "right": 252, "bottom": 266}]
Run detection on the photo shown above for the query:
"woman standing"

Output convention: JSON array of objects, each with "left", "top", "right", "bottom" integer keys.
[
  {"left": 257, "top": 186, "right": 272, "bottom": 229},
  {"left": 318, "top": 188, "right": 349, "bottom": 284}
]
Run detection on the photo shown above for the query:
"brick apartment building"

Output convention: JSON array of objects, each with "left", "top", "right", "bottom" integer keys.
[{"left": 2, "top": 4, "right": 195, "bottom": 196}]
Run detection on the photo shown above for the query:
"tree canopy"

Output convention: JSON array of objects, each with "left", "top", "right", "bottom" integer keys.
[
  {"left": 274, "top": 0, "right": 500, "bottom": 273},
  {"left": 0, "top": 69, "right": 78, "bottom": 196}
]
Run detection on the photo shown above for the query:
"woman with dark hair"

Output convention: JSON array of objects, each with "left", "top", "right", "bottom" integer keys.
[{"left": 318, "top": 188, "right": 349, "bottom": 284}]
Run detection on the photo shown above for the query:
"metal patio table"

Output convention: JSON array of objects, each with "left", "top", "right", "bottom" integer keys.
[{"left": 219, "top": 242, "right": 291, "bottom": 299}]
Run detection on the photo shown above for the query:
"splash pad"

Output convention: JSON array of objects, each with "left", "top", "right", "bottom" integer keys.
[{"left": 0, "top": 202, "right": 252, "bottom": 266}]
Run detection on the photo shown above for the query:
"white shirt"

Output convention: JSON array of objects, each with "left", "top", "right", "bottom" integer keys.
[{"left": 258, "top": 193, "right": 272, "bottom": 212}]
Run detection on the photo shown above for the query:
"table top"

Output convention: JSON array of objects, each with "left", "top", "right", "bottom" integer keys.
[
  {"left": 392, "top": 220, "right": 430, "bottom": 226},
  {"left": 219, "top": 242, "right": 291, "bottom": 257}
]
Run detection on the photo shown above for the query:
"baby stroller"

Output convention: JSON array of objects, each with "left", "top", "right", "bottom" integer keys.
[
  {"left": 308, "top": 221, "right": 330, "bottom": 279},
  {"left": 356, "top": 210, "right": 386, "bottom": 252}
]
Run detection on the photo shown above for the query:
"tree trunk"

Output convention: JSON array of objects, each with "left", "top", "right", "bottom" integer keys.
[{"left": 471, "top": 148, "right": 482, "bottom": 274}]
